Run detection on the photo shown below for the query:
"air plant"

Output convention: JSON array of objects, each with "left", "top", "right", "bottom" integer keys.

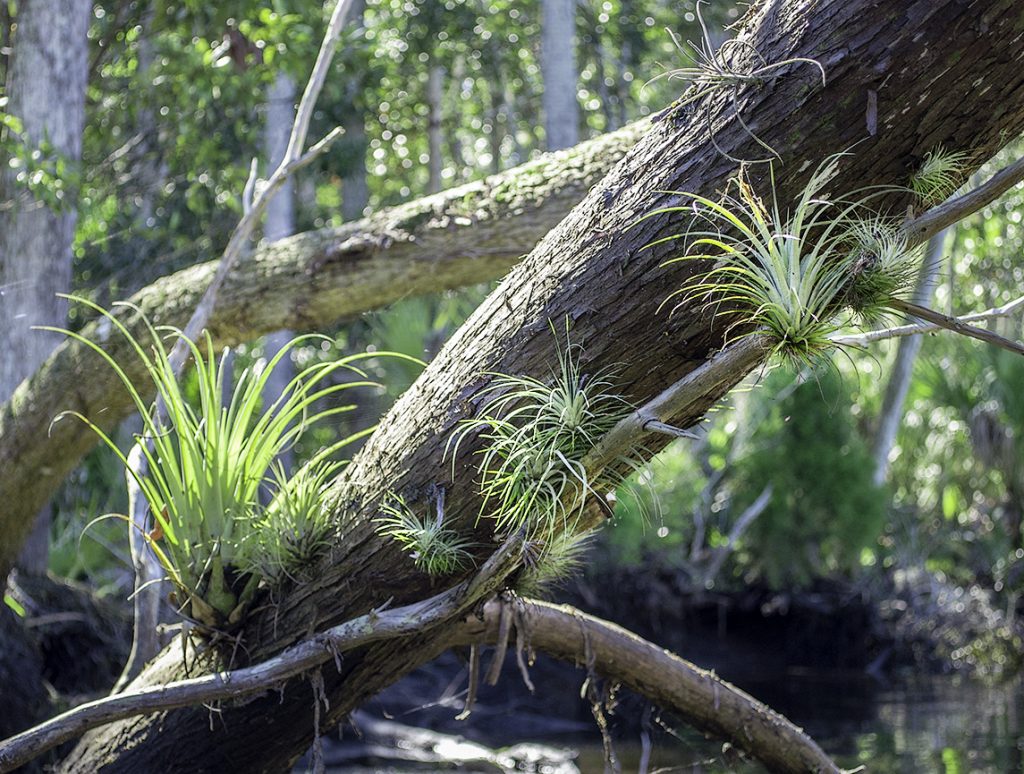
[
  {"left": 648, "top": 1, "right": 826, "bottom": 162},
  {"left": 51, "top": 298, "right": 380, "bottom": 629},
  {"left": 652, "top": 155, "right": 925, "bottom": 366},
  {"left": 448, "top": 332, "right": 643, "bottom": 539},
  {"left": 376, "top": 495, "right": 474, "bottom": 576},
  {"left": 841, "top": 215, "right": 920, "bottom": 323},
  {"left": 910, "top": 146, "right": 971, "bottom": 206},
  {"left": 515, "top": 528, "right": 597, "bottom": 598},
  {"left": 243, "top": 460, "right": 342, "bottom": 586}
]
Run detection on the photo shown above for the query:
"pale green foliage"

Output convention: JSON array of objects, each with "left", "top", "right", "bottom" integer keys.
[
  {"left": 843, "top": 215, "right": 920, "bottom": 323},
  {"left": 516, "top": 529, "right": 596, "bottom": 597},
  {"left": 653, "top": 154, "right": 918, "bottom": 366},
  {"left": 449, "top": 336, "right": 637, "bottom": 539},
  {"left": 53, "top": 298, "right": 377, "bottom": 627},
  {"left": 911, "top": 146, "right": 970, "bottom": 206},
  {"left": 244, "top": 460, "right": 341, "bottom": 585},
  {"left": 376, "top": 495, "right": 474, "bottom": 576}
]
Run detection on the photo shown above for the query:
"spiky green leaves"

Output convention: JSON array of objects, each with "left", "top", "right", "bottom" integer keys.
[
  {"left": 515, "top": 529, "right": 596, "bottom": 598},
  {"left": 243, "top": 461, "right": 341, "bottom": 586},
  {"left": 53, "top": 298, "right": 378, "bottom": 629},
  {"left": 654, "top": 154, "right": 922, "bottom": 367},
  {"left": 911, "top": 147, "right": 970, "bottom": 206},
  {"left": 376, "top": 496, "right": 474, "bottom": 576},
  {"left": 449, "top": 340, "right": 635, "bottom": 539}
]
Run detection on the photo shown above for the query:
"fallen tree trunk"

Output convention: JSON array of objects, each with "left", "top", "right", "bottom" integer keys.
[
  {"left": 59, "top": 0, "right": 1024, "bottom": 770},
  {"left": 0, "top": 120, "right": 647, "bottom": 576}
]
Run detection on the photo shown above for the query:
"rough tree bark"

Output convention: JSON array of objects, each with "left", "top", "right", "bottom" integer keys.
[
  {"left": 0, "top": 120, "right": 647, "bottom": 576},
  {"left": 53, "top": 1, "right": 1024, "bottom": 770}
]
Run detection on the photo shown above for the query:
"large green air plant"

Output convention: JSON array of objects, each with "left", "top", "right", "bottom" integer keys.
[
  {"left": 650, "top": 1, "right": 826, "bottom": 162},
  {"left": 448, "top": 333, "right": 644, "bottom": 543},
  {"left": 53, "top": 299, "right": 383, "bottom": 629},
  {"left": 651, "top": 155, "right": 920, "bottom": 367},
  {"left": 376, "top": 494, "right": 474, "bottom": 576}
]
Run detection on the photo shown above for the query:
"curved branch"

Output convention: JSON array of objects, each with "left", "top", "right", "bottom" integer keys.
[
  {"left": 904, "top": 151, "right": 1024, "bottom": 242},
  {"left": 0, "top": 534, "right": 524, "bottom": 773},
  {"left": 459, "top": 599, "right": 841, "bottom": 774},
  {"left": 831, "top": 293, "right": 1024, "bottom": 347}
]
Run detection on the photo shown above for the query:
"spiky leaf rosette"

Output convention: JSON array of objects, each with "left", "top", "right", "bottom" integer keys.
[
  {"left": 376, "top": 495, "right": 474, "bottom": 576},
  {"left": 243, "top": 460, "right": 341, "bottom": 585},
  {"left": 651, "top": 154, "right": 919, "bottom": 366},
  {"left": 841, "top": 215, "right": 921, "bottom": 323},
  {"left": 910, "top": 146, "right": 970, "bottom": 206},
  {"left": 449, "top": 335, "right": 641, "bottom": 539},
  {"left": 515, "top": 529, "right": 596, "bottom": 598}
]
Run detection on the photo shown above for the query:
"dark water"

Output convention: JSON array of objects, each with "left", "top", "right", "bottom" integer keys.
[{"left": 574, "top": 672, "right": 1024, "bottom": 773}]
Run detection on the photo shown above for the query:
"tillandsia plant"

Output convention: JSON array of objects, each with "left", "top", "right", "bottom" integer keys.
[
  {"left": 51, "top": 298, "right": 391, "bottom": 629},
  {"left": 448, "top": 328, "right": 645, "bottom": 542},
  {"left": 376, "top": 494, "right": 474, "bottom": 576},
  {"left": 650, "top": 154, "right": 921, "bottom": 367},
  {"left": 515, "top": 528, "right": 597, "bottom": 598},
  {"left": 243, "top": 460, "right": 342, "bottom": 586},
  {"left": 910, "top": 146, "right": 971, "bottom": 206},
  {"left": 648, "top": 0, "right": 825, "bottom": 162}
]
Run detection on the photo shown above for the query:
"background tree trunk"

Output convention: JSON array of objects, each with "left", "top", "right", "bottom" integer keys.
[
  {"left": 541, "top": 0, "right": 579, "bottom": 150},
  {"left": 59, "top": 2, "right": 1024, "bottom": 771},
  {"left": 0, "top": 0, "right": 90, "bottom": 580},
  {"left": 872, "top": 229, "right": 950, "bottom": 485},
  {"left": 260, "top": 71, "right": 299, "bottom": 476}
]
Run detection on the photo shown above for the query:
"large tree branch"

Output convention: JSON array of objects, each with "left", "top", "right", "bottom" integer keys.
[
  {"left": 0, "top": 536, "right": 523, "bottom": 774},
  {"left": 460, "top": 599, "right": 841, "bottom": 774},
  {"left": 3, "top": 592, "right": 842, "bottom": 774},
  {"left": 0, "top": 120, "right": 648, "bottom": 575},
  {"left": 61, "top": 1, "right": 1024, "bottom": 770}
]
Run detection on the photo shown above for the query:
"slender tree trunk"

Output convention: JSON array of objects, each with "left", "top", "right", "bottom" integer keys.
[
  {"left": 341, "top": 0, "right": 369, "bottom": 221},
  {"left": 260, "top": 72, "right": 299, "bottom": 475},
  {"left": 0, "top": 0, "right": 90, "bottom": 580},
  {"left": 541, "top": 0, "right": 579, "bottom": 150},
  {"left": 58, "top": 3, "right": 1024, "bottom": 771},
  {"left": 872, "top": 230, "right": 949, "bottom": 485}
]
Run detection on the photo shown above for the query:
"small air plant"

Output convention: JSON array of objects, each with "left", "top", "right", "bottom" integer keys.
[
  {"left": 910, "top": 146, "right": 971, "bottom": 206},
  {"left": 243, "top": 460, "right": 341, "bottom": 586},
  {"left": 515, "top": 528, "right": 596, "bottom": 598},
  {"left": 652, "top": 155, "right": 921, "bottom": 366},
  {"left": 52, "top": 298, "right": 379, "bottom": 629},
  {"left": 841, "top": 215, "right": 920, "bottom": 323},
  {"left": 448, "top": 331, "right": 642, "bottom": 539},
  {"left": 376, "top": 495, "right": 474, "bottom": 576},
  {"left": 649, "top": 1, "right": 826, "bottom": 162}
]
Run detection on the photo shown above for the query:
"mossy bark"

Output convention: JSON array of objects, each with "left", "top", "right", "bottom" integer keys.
[
  {"left": 58, "top": 0, "right": 1024, "bottom": 770},
  {"left": 0, "top": 120, "right": 647, "bottom": 578}
]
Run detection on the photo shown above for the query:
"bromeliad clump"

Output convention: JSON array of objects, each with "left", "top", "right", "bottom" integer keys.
[
  {"left": 651, "top": 155, "right": 921, "bottom": 366},
  {"left": 55, "top": 299, "right": 377, "bottom": 630},
  {"left": 448, "top": 330, "right": 643, "bottom": 543}
]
